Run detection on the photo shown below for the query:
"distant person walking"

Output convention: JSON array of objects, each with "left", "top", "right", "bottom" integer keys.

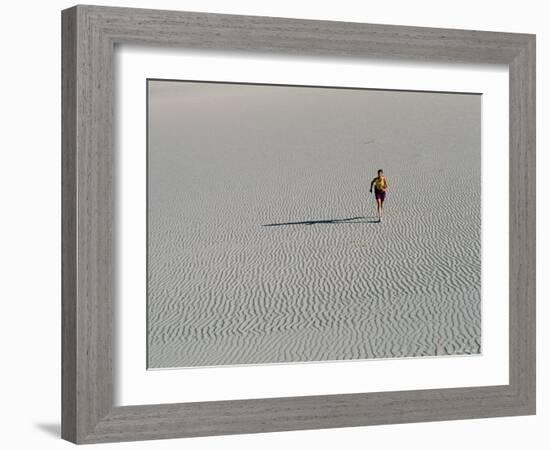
[{"left": 369, "top": 169, "right": 388, "bottom": 222}]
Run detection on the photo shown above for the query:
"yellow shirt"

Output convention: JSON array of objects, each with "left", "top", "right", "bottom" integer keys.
[{"left": 374, "top": 176, "right": 387, "bottom": 190}]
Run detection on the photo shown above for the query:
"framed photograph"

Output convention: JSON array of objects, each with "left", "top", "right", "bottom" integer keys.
[{"left": 61, "top": 5, "right": 536, "bottom": 444}]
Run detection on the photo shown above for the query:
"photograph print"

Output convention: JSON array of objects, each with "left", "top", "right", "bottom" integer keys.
[{"left": 146, "top": 80, "right": 481, "bottom": 369}]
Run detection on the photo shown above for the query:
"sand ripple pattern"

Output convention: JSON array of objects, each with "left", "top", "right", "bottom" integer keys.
[{"left": 147, "top": 84, "right": 481, "bottom": 368}]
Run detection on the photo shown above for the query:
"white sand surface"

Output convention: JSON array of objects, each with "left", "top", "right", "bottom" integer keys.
[{"left": 147, "top": 81, "right": 481, "bottom": 368}]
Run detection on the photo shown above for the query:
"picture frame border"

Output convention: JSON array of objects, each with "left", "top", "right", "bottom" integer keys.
[{"left": 61, "top": 5, "right": 536, "bottom": 444}]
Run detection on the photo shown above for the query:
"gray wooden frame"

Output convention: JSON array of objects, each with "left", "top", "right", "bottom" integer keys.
[{"left": 61, "top": 4, "right": 536, "bottom": 444}]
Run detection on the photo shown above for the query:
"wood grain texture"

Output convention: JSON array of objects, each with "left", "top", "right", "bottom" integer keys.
[
  {"left": 508, "top": 36, "right": 536, "bottom": 409},
  {"left": 61, "top": 4, "right": 536, "bottom": 444},
  {"left": 62, "top": 5, "right": 114, "bottom": 442},
  {"left": 61, "top": 7, "right": 77, "bottom": 443}
]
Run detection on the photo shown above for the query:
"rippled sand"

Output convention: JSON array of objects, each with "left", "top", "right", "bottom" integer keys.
[{"left": 147, "top": 82, "right": 481, "bottom": 368}]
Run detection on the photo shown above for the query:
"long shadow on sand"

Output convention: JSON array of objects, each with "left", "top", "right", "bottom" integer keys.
[{"left": 263, "top": 216, "right": 380, "bottom": 227}]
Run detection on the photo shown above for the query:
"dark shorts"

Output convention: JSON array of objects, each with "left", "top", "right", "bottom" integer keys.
[{"left": 375, "top": 189, "right": 386, "bottom": 201}]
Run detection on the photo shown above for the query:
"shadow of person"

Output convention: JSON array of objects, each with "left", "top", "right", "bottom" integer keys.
[{"left": 263, "top": 216, "right": 380, "bottom": 227}]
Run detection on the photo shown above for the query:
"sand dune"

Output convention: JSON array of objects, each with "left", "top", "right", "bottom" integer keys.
[{"left": 147, "top": 82, "right": 481, "bottom": 368}]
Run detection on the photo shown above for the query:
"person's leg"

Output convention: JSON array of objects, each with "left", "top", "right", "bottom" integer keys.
[{"left": 376, "top": 199, "right": 382, "bottom": 219}]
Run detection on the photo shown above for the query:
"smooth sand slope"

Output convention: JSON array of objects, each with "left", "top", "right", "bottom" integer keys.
[{"left": 147, "top": 81, "right": 481, "bottom": 368}]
